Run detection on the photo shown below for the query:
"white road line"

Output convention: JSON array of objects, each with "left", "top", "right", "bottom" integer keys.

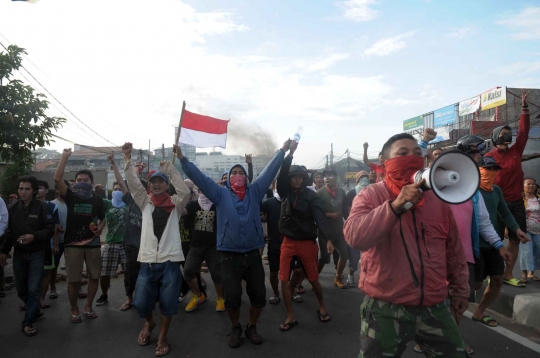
[{"left": 463, "top": 311, "right": 540, "bottom": 353}]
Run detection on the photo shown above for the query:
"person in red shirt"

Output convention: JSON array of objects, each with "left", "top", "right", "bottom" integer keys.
[
  {"left": 484, "top": 89, "right": 530, "bottom": 287},
  {"left": 363, "top": 143, "right": 385, "bottom": 182}
]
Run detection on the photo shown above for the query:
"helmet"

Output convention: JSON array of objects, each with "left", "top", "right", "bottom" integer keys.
[{"left": 456, "top": 135, "right": 486, "bottom": 153}]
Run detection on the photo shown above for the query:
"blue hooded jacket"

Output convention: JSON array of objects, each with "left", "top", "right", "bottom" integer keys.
[{"left": 181, "top": 150, "right": 285, "bottom": 253}]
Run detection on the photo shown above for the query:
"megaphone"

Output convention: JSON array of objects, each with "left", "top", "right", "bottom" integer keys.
[{"left": 403, "top": 150, "right": 479, "bottom": 210}]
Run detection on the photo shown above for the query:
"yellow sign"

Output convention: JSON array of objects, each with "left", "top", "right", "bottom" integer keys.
[
  {"left": 481, "top": 87, "right": 506, "bottom": 111},
  {"left": 345, "top": 172, "right": 358, "bottom": 179}
]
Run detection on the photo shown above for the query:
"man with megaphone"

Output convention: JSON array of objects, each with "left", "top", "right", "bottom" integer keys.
[{"left": 344, "top": 133, "right": 469, "bottom": 358}]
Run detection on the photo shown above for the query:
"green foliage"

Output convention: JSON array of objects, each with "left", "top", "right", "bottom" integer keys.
[
  {"left": 0, "top": 162, "right": 30, "bottom": 198},
  {"left": 0, "top": 45, "right": 65, "bottom": 164}
]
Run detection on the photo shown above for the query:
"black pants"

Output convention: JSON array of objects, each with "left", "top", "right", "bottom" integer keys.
[
  {"left": 124, "top": 245, "right": 141, "bottom": 297},
  {"left": 180, "top": 242, "right": 206, "bottom": 296}
]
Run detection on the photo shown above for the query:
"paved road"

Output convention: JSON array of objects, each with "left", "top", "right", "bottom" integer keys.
[{"left": 1, "top": 260, "right": 540, "bottom": 358}]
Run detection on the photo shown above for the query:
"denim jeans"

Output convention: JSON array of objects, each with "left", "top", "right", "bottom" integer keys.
[
  {"left": 13, "top": 250, "right": 45, "bottom": 327},
  {"left": 520, "top": 233, "right": 540, "bottom": 271}
]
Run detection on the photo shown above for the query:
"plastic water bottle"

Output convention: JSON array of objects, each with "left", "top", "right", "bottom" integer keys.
[{"left": 293, "top": 126, "right": 303, "bottom": 142}]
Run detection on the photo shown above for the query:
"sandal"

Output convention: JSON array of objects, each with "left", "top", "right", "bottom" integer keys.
[
  {"left": 70, "top": 315, "right": 82, "bottom": 323},
  {"left": 78, "top": 292, "right": 88, "bottom": 299},
  {"left": 472, "top": 315, "right": 497, "bottom": 327},
  {"left": 269, "top": 296, "right": 280, "bottom": 305},
  {"left": 413, "top": 344, "right": 423, "bottom": 353},
  {"left": 520, "top": 275, "right": 529, "bottom": 284},
  {"left": 317, "top": 310, "right": 331, "bottom": 323},
  {"left": 503, "top": 278, "right": 526, "bottom": 287},
  {"left": 527, "top": 275, "right": 540, "bottom": 281},
  {"left": 292, "top": 295, "right": 303, "bottom": 303},
  {"left": 279, "top": 320, "right": 298, "bottom": 331},
  {"left": 295, "top": 285, "right": 305, "bottom": 294},
  {"left": 40, "top": 303, "right": 51, "bottom": 309},
  {"left": 83, "top": 311, "right": 98, "bottom": 319},
  {"left": 49, "top": 292, "right": 58, "bottom": 299},
  {"left": 21, "top": 325, "right": 37, "bottom": 337},
  {"left": 120, "top": 301, "right": 133, "bottom": 311},
  {"left": 155, "top": 342, "right": 170, "bottom": 357},
  {"left": 138, "top": 322, "right": 156, "bottom": 346}
]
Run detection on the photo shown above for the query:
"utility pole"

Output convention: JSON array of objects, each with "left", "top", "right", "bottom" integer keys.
[
  {"left": 347, "top": 149, "right": 350, "bottom": 188},
  {"left": 330, "top": 143, "right": 334, "bottom": 165},
  {"left": 162, "top": 144, "right": 165, "bottom": 160},
  {"left": 325, "top": 155, "right": 329, "bottom": 169}
]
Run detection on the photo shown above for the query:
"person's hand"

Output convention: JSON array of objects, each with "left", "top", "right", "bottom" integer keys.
[
  {"left": 281, "top": 139, "right": 292, "bottom": 153},
  {"left": 522, "top": 88, "right": 529, "bottom": 107},
  {"left": 0, "top": 254, "right": 7, "bottom": 266},
  {"left": 94, "top": 184, "right": 103, "bottom": 191},
  {"left": 93, "top": 227, "right": 103, "bottom": 236},
  {"left": 141, "top": 163, "right": 148, "bottom": 169},
  {"left": 245, "top": 154, "right": 252, "bottom": 164},
  {"left": 173, "top": 144, "right": 183, "bottom": 159},
  {"left": 62, "top": 148, "right": 72, "bottom": 158},
  {"left": 368, "top": 171, "right": 376, "bottom": 183},
  {"left": 58, "top": 226, "right": 65, "bottom": 234},
  {"left": 326, "top": 240, "right": 335, "bottom": 254},
  {"left": 450, "top": 295, "right": 469, "bottom": 315},
  {"left": 326, "top": 212, "right": 340, "bottom": 220},
  {"left": 392, "top": 179, "right": 425, "bottom": 212},
  {"left": 423, "top": 128, "right": 437, "bottom": 142},
  {"left": 363, "top": 142, "right": 369, "bottom": 150},
  {"left": 160, "top": 160, "right": 167, "bottom": 168},
  {"left": 260, "top": 212, "right": 267, "bottom": 222},
  {"left": 289, "top": 141, "right": 298, "bottom": 155},
  {"left": 122, "top": 142, "right": 133, "bottom": 158},
  {"left": 17, "top": 234, "right": 34, "bottom": 245},
  {"left": 107, "top": 152, "right": 116, "bottom": 165},
  {"left": 53, "top": 244, "right": 60, "bottom": 255},
  {"left": 517, "top": 229, "right": 530, "bottom": 244},
  {"left": 498, "top": 247, "right": 512, "bottom": 264}
]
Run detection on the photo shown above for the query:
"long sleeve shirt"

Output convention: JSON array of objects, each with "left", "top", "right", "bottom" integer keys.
[
  {"left": 479, "top": 185, "right": 519, "bottom": 249},
  {"left": 0, "top": 199, "right": 8, "bottom": 237}
]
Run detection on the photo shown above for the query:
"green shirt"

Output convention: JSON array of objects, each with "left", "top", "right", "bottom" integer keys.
[
  {"left": 104, "top": 200, "right": 126, "bottom": 244},
  {"left": 478, "top": 185, "right": 519, "bottom": 249}
]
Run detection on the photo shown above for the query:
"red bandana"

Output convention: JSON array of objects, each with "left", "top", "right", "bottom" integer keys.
[
  {"left": 325, "top": 186, "right": 337, "bottom": 199},
  {"left": 230, "top": 175, "right": 246, "bottom": 200},
  {"left": 151, "top": 193, "right": 175, "bottom": 213},
  {"left": 384, "top": 155, "right": 425, "bottom": 207}
]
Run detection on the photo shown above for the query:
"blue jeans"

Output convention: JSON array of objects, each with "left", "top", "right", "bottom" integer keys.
[
  {"left": 520, "top": 233, "right": 540, "bottom": 272},
  {"left": 133, "top": 261, "right": 182, "bottom": 317},
  {"left": 13, "top": 250, "right": 45, "bottom": 327}
]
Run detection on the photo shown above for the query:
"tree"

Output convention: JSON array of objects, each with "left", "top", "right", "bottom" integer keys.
[
  {"left": 0, "top": 45, "right": 65, "bottom": 167},
  {"left": 0, "top": 162, "right": 30, "bottom": 198},
  {"left": 34, "top": 147, "right": 61, "bottom": 160}
]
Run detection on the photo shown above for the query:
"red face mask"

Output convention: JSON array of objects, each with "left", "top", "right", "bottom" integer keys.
[
  {"left": 384, "top": 155, "right": 425, "bottom": 207},
  {"left": 229, "top": 175, "right": 246, "bottom": 200}
]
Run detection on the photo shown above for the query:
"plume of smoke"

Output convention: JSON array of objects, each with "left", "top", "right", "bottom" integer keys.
[{"left": 227, "top": 119, "right": 278, "bottom": 157}]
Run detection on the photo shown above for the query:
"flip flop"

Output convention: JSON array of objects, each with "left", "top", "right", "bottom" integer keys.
[
  {"left": 155, "top": 344, "right": 170, "bottom": 357},
  {"left": 70, "top": 315, "right": 82, "bottom": 323},
  {"left": 295, "top": 286, "right": 305, "bottom": 294},
  {"left": 317, "top": 310, "right": 331, "bottom": 323},
  {"left": 269, "top": 296, "right": 280, "bottom": 305},
  {"left": 504, "top": 278, "right": 526, "bottom": 287},
  {"left": 528, "top": 276, "right": 540, "bottom": 281},
  {"left": 82, "top": 311, "right": 98, "bottom": 319},
  {"left": 413, "top": 345, "right": 423, "bottom": 353},
  {"left": 292, "top": 295, "right": 303, "bottom": 303},
  {"left": 21, "top": 325, "right": 37, "bottom": 337},
  {"left": 138, "top": 322, "right": 156, "bottom": 346},
  {"left": 279, "top": 320, "right": 298, "bottom": 331},
  {"left": 49, "top": 292, "right": 58, "bottom": 299},
  {"left": 78, "top": 292, "right": 88, "bottom": 299},
  {"left": 119, "top": 302, "right": 133, "bottom": 311},
  {"left": 40, "top": 303, "right": 51, "bottom": 309},
  {"left": 472, "top": 315, "right": 497, "bottom": 327}
]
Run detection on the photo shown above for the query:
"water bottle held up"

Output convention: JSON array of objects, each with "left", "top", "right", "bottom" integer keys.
[{"left": 293, "top": 126, "right": 303, "bottom": 143}]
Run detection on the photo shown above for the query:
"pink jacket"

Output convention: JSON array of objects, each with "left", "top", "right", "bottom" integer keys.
[{"left": 344, "top": 182, "right": 469, "bottom": 306}]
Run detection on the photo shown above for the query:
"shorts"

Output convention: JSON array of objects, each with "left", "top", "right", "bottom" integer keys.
[
  {"left": 221, "top": 250, "right": 266, "bottom": 310},
  {"left": 498, "top": 199, "right": 526, "bottom": 242},
  {"left": 183, "top": 245, "right": 221, "bottom": 284},
  {"left": 133, "top": 261, "right": 182, "bottom": 317},
  {"left": 318, "top": 234, "right": 349, "bottom": 265},
  {"left": 279, "top": 237, "right": 319, "bottom": 282},
  {"left": 268, "top": 248, "right": 281, "bottom": 273},
  {"left": 474, "top": 248, "right": 504, "bottom": 282},
  {"left": 44, "top": 248, "right": 55, "bottom": 270},
  {"left": 101, "top": 243, "right": 127, "bottom": 276},
  {"left": 64, "top": 247, "right": 101, "bottom": 283}
]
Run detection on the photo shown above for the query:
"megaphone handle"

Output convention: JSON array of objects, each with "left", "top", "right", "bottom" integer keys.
[{"left": 403, "top": 188, "right": 423, "bottom": 211}]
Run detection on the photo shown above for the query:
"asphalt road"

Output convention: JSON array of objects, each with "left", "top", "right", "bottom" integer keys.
[{"left": 1, "top": 260, "right": 540, "bottom": 358}]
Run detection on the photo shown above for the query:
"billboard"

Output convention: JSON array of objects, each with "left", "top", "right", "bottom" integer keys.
[
  {"left": 428, "top": 126, "right": 451, "bottom": 144},
  {"left": 481, "top": 87, "right": 506, "bottom": 111},
  {"left": 459, "top": 96, "right": 480, "bottom": 117},
  {"left": 403, "top": 115, "right": 424, "bottom": 132},
  {"left": 433, "top": 104, "right": 457, "bottom": 128}
]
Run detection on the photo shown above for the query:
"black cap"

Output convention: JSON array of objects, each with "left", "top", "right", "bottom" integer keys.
[
  {"left": 289, "top": 165, "right": 308, "bottom": 177},
  {"left": 477, "top": 156, "right": 502, "bottom": 169},
  {"left": 322, "top": 168, "right": 337, "bottom": 177}
]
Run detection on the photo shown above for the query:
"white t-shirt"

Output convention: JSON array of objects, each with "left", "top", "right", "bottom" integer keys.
[{"left": 52, "top": 199, "right": 68, "bottom": 243}]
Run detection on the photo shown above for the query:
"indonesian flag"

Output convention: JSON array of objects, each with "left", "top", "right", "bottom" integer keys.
[{"left": 179, "top": 110, "right": 229, "bottom": 148}]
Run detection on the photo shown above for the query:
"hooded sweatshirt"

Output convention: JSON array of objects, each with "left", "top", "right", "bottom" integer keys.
[
  {"left": 484, "top": 108, "right": 529, "bottom": 202},
  {"left": 181, "top": 149, "right": 285, "bottom": 253},
  {"left": 344, "top": 182, "right": 469, "bottom": 306}
]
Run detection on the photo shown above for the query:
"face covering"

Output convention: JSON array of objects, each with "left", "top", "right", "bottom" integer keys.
[
  {"left": 151, "top": 192, "right": 175, "bottom": 213},
  {"left": 384, "top": 155, "right": 425, "bottom": 207},
  {"left": 184, "top": 179, "right": 199, "bottom": 201},
  {"left": 230, "top": 175, "right": 246, "bottom": 200},
  {"left": 111, "top": 190, "right": 126, "bottom": 208},
  {"left": 198, "top": 193, "right": 213, "bottom": 211},
  {"left": 496, "top": 133, "right": 512, "bottom": 146},
  {"left": 72, "top": 182, "right": 93, "bottom": 200},
  {"left": 355, "top": 176, "right": 370, "bottom": 195},
  {"left": 479, "top": 168, "right": 498, "bottom": 192}
]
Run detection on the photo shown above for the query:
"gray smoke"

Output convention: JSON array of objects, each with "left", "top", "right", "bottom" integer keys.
[{"left": 227, "top": 120, "right": 278, "bottom": 157}]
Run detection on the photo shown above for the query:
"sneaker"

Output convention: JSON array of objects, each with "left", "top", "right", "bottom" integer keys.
[
  {"left": 245, "top": 324, "right": 263, "bottom": 345},
  {"left": 96, "top": 294, "right": 108, "bottom": 306},
  {"left": 179, "top": 293, "right": 186, "bottom": 302},
  {"left": 185, "top": 292, "right": 206, "bottom": 312},
  {"left": 216, "top": 298, "right": 225, "bottom": 312},
  {"left": 346, "top": 275, "right": 355, "bottom": 287},
  {"left": 229, "top": 324, "right": 243, "bottom": 348},
  {"left": 333, "top": 276, "right": 347, "bottom": 289}
]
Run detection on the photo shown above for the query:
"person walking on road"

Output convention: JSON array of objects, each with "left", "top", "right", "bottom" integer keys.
[
  {"left": 49, "top": 181, "right": 69, "bottom": 300},
  {"left": 521, "top": 178, "right": 540, "bottom": 282}
]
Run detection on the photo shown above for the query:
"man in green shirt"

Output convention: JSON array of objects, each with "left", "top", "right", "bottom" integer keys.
[{"left": 96, "top": 182, "right": 127, "bottom": 306}]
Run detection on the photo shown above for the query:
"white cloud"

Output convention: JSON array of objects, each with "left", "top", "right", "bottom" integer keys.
[
  {"left": 447, "top": 26, "right": 475, "bottom": 39},
  {"left": 498, "top": 61, "right": 540, "bottom": 76},
  {"left": 364, "top": 31, "right": 417, "bottom": 57},
  {"left": 305, "top": 53, "right": 350, "bottom": 72},
  {"left": 337, "top": 0, "right": 379, "bottom": 22},
  {"left": 498, "top": 7, "right": 540, "bottom": 40}
]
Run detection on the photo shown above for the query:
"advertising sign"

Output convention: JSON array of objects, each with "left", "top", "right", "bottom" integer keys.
[
  {"left": 481, "top": 87, "right": 506, "bottom": 111},
  {"left": 403, "top": 115, "right": 424, "bottom": 132},
  {"left": 433, "top": 104, "right": 457, "bottom": 128},
  {"left": 428, "top": 126, "right": 451, "bottom": 144},
  {"left": 345, "top": 172, "right": 358, "bottom": 179},
  {"left": 459, "top": 96, "right": 480, "bottom": 117}
]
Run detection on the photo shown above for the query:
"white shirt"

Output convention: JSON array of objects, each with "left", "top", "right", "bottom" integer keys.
[{"left": 0, "top": 199, "right": 8, "bottom": 237}]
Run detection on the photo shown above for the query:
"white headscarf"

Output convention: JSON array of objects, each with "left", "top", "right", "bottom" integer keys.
[{"left": 198, "top": 192, "right": 213, "bottom": 211}]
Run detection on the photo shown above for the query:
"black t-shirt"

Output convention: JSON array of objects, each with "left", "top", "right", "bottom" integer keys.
[
  {"left": 185, "top": 200, "right": 217, "bottom": 248},
  {"left": 152, "top": 207, "right": 171, "bottom": 242},
  {"left": 122, "top": 192, "right": 143, "bottom": 247},
  {"left": 345, "top": 188, "right": 357, "bottom": 211},
  {"left": 261, "top": 197, "right": 282, "bottom": 250},
  {"left": 64, "top": 188, "right": 105, "bottom": 247}
]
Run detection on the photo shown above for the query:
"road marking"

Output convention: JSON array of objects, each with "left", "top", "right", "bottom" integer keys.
[{"left": 463, "top": 311, "right": 540, "bottom": 353}]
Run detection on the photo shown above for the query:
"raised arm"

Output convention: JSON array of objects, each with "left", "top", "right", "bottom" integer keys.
[
  {"left": 122, "top": 142, "right": 149, "bottom": 210},
  {"left": 54, "top": 148, "right": 72, "bottom": 197},
  {"left": 363, "top": 142, "right": 370, "bottom": 166},
  {"left": 515, "top": 89, "right": 530, "bottom": 154},
  {"left": 420, "top": 128, "right": 436, "bottom": 158},
  {"left": 276, "top": 155, "right": 293, "bottom": 199},
  {"left": 252, "top": 139, "right": 291, "bottom": 201},
  {"left": 246, "top": 154, "right": 254, "bottom": 183},
  {"left": 164, "top": 145, "right": 190, "bottom": 211},
  {"left": 108, "top": 152, "right": 128, "bottom": 195},
  {"left": 178, "top": 147, "right": 223, "bottom": 205}
]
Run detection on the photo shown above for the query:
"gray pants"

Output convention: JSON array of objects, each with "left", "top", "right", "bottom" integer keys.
[
  {"left": 318, "top": 234, "right": 349, "bottom": 265},
  {"left": 183, "top": 245, "right": 221, "bottom": 284}
]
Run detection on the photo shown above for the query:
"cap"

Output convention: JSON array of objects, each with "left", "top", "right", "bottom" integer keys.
[
  {"left": 477, "top": 156, "right": 502, "bottom": 170},
  {"left": 289, "top": 165, "right": 308, "bottom": 177},
  {"left": 355, "top": 170, "right": 369, "bottom": 182},
  {"left": 149, "top": 171, "right": 170, "bottom": 184},
  {"left": 322, "top": 168, "right": 337, "bottom": 177},
  {"left": 147, "top": 170, "right": 156, "bottom": 180}
]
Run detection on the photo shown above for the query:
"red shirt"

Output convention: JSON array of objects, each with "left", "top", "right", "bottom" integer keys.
[
  {"left": 370, "top": 163, "right": 386, "bottom": 182},
  {"left": 484, "top": 109, "right": 529, "bottom": 202}
]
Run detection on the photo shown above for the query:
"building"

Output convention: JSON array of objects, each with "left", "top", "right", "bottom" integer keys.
[
  {"left": 153, "top": 144, "right": 196, "bottom": 162},
  {"left": 193, "top": 151, "right": 271, "bottom": 182}
]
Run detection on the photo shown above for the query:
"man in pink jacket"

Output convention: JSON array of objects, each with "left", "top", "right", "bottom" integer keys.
[{"left": 344, "top": 133, "right": 469, "bottom": 358}]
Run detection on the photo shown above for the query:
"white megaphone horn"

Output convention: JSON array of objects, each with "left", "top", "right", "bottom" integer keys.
[{"left": 403, "top": 150, "right": 480, "bottom": 210}]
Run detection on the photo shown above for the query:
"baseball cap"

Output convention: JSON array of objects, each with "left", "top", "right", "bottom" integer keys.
[
  {"left": 149, "top": 171, "right": 170, "bottom": 184},
  {"left": 477, "top": 156, "right": 501, "bottom": 170},
  {"left": 322, "top": 168, "right": 337, "bottom": 177},
  {"left": 355, "top": 170, "right": 369, "bottom": 182}
]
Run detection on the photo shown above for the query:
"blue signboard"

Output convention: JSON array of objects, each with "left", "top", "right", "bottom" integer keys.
[{"left": 433, "top": 104, "right": 456, "bottom": 128}]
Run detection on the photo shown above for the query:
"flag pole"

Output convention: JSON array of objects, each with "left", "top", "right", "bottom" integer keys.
[{"left": 172, "top": 101, "right": 186, "bottom": 164}]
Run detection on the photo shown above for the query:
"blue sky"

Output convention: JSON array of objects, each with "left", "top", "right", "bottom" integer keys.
[{"left": 1, "top": 0, "right": 539, "bottom": 166}]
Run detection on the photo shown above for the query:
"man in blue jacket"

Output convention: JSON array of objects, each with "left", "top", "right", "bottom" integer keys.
[{"left": 179, "top": 139, "right": 293, "bottom": 349}]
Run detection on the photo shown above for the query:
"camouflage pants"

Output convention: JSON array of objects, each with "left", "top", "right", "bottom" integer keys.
[{"left": 359, "top": 296, "right": 467, "bottom": 358}]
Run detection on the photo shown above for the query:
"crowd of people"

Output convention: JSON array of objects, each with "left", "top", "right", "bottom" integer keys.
[{"left": 0, "top": 89, "right": 538, "bottom": 357}]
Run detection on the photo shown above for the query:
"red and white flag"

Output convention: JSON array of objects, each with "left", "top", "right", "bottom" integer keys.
[{"left": 178, "top": 110, "right": 229, "bottom": 148}]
